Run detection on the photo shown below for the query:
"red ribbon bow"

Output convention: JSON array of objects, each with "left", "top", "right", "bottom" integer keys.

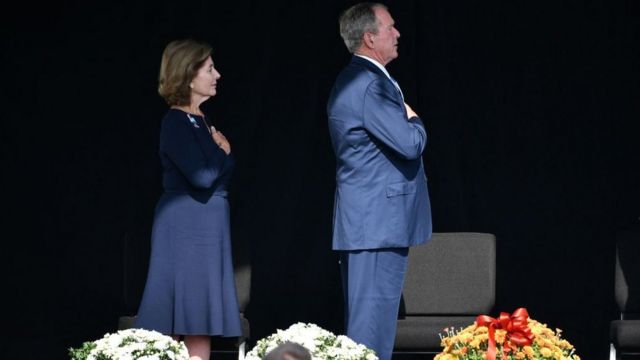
[{"left": 475, "top": 308, "right": 535, "bottom": 360}]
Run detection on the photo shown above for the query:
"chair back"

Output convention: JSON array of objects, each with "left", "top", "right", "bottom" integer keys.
[
  {"left": 402, "top": 232, "right": 496, "bottom": 315},
  {"left": 122, "top": 228, "right": 151, "bottom": 315},
  {"left": 235, "top": 264, "right": 251, "bottom": 312},
  {"left": 614, "top": 224, "right": 640, "bottom": 316}
]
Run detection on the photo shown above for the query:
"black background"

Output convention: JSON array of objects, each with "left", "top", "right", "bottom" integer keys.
[{"left": 2, "top": 1, "right": 639, "bottom": 359}]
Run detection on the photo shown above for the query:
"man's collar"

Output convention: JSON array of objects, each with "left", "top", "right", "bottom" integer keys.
[{"left": 354, "top": 54, "right": 391, "bottom": 79}]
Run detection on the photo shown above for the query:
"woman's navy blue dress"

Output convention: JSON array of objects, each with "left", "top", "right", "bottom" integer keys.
[{"left": 135, "top": 108, "right": 242, "bottom": 337}]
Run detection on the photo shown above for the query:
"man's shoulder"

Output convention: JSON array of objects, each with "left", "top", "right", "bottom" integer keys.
[
  {"left": 335, "top": 59, "right": 383, "bottom": 87},
  {"left": 349, "top": 57, "right": 384, "bottom": 74}
]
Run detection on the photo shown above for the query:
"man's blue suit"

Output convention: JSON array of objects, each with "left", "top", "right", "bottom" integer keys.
[{"left": 327, "top": 55, "right": 432, "bottom": 360}]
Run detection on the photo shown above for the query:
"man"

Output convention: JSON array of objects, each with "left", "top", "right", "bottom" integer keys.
[
  {"left": 263, "top": 342, "right": 311, "bottom": 360},
  {"left": 327, "top": 3, "right": 432, "bottom": 360}
]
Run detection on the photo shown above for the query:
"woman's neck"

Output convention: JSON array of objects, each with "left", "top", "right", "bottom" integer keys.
[{"left": 172, "top": 104, "right": 203, "bottom": 117}]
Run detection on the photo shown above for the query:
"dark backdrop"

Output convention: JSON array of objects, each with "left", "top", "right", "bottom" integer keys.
[{"left": 2, "top": 1, "right": 639, "bottom": 359}]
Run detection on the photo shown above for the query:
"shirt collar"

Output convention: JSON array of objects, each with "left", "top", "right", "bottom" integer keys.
[{"left": 355, "top": 54, "right": 392, "bottom": 80}]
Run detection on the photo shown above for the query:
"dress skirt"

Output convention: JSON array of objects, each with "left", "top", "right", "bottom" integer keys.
[{"left": 135, "top": 192, "right": 242, "bottom": 337}]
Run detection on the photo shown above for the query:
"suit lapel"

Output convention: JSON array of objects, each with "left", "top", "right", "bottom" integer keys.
[{"left": 351, "top": 56, "right": 404, "bottom": 102}]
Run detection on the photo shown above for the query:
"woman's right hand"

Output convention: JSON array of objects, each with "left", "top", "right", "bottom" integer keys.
[{"left": 211, "top": 127, "right": 231, "bottom": 155}]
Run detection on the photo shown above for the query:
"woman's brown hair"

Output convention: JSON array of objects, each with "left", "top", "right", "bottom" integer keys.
[{"left": 158, "top": 39, "right": 212, "bottom": 106}]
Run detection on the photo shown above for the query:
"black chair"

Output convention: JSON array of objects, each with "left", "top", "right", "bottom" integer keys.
[
  {"left": 212, "top": 263, "right": 251, "bottom": 360},
  {"left": 610, "top": 222, "right": 640, "bottom": 360},
  {"left": 117, "top": 228, "right": 150, "bottom": 331},
  {"left": 394, "top": 232, "right": 496, "bottom": 356}
]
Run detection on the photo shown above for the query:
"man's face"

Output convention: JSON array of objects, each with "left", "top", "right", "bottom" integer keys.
[{"left": 372, "top": 7, "right": 400, "bottom": 65}]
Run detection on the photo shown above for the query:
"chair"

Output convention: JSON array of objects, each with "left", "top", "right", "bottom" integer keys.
[
  {"left": 609, "top": 222, "right": 640, "bottom": 360},
  {"left": 211, "top": 263, "right": 251, "bottom": 360},
  {"left": 394, "top": 232, "right": 496, "bottom": 356},
  {"left": 117, "top": 229, "right": 251, "bottom": 360},
  {"left": 117, "top": 228, "right": 150, "bottom": 331}
]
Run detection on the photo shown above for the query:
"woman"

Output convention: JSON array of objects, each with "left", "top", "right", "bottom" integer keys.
[{"left": 135, "top": 39, "right": 241, "bottom": 360}]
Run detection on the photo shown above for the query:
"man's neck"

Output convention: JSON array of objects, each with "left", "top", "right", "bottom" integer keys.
[
  {"left": 354, "top": 50, "right": 386, "bottom": 66},
  {"left": 354, "top": 53, "right": 391, "bottom": 79}
]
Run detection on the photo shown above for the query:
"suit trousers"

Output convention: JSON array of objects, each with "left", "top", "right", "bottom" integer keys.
[{"left": 340, "top": 248, "right": 409, "bottom": 360}]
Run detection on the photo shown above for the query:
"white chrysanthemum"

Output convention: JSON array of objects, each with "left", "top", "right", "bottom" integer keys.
[{"left": 74, "top": 328, "right": 189, "bottom": 360}]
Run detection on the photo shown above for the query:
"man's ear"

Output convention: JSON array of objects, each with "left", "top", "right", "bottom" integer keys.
[{"left": 364, "top": 33, "right": 375, "bottom": 48}]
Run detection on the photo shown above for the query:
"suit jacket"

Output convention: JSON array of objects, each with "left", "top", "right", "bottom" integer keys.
[{"left": 327, "top": 56, "right": 432, "bottom": 250}]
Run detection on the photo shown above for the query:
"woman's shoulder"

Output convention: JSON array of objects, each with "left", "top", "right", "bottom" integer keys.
[
  {"left": 164, "top": 108, "right": 188, "bottom": 120},
  {"left": 162, "top": 108, "right": 192, "bottom": 126},
  {"left": 160, "top": 109, "right": 194, "bottom": 137}
]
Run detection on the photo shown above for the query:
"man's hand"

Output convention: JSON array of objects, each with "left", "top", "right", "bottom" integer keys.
[{"left": 404, "top": 103, "right": 418, "bottom": 119}]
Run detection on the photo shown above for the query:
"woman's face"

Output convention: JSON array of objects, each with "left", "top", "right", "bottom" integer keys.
[{"left": 191, "top": 56, "right": 221, "bottom": 98}]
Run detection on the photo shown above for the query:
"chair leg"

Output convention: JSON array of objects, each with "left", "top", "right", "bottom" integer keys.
[
  {"left": 237, "top": 340, "right": 246, "bottom": 360},
  {"left": 609, "top": 343, "right": 618, "bottom": 360}
]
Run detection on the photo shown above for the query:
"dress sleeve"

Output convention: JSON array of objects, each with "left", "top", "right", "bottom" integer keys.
[
  {"left": 160, "top": 115, "right": 228, "bottom": 189},
  {"left": 362, "top": 78, "right": 427, "bottom": 160}
]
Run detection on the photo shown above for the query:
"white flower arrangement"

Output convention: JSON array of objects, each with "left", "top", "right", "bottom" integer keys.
[
  {"left": 245, "top": 322, "right": 378, "bottom": 360},
  {"left": 68, "top": 328, "right": 189, "bottom": 360}
]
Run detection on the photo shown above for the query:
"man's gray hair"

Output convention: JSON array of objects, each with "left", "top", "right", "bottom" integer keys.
[{"left": 339, "top": 2, "right": 387, "bottom": 53}]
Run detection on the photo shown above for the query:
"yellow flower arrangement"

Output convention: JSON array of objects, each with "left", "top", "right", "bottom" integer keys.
[{"left": 434, "top": 308, "right": 580, "bottom": 360}]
